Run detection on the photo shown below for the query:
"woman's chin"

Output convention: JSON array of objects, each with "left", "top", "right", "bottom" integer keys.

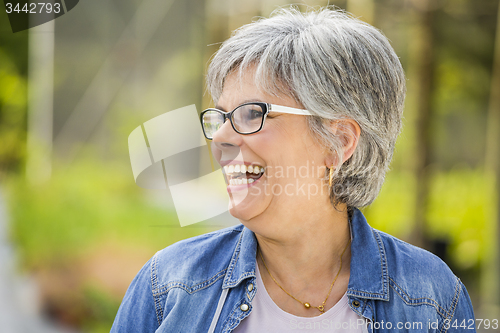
[
  {"left": 228, "top": 202, "right": 251, "bottom": 221},
  {"left": 227, "top": 198, "right": 264, "bottom": 222}
]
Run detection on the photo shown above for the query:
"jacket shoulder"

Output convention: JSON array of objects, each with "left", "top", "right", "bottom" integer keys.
[
  {"left": 374, "top": 229, "right": 462, "bottom": 306},
  {"left": 151, "top": 224, "right": 245, "bottom": 290}
]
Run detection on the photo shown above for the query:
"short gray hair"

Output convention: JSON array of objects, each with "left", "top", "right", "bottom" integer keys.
[{"left": 206, "top": 6, "right": 406, "bottom": 208}]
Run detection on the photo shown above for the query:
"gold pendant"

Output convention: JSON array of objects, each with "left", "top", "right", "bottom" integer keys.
[{"left": 317, "top": 305, "right": 325, "bottom": 312}]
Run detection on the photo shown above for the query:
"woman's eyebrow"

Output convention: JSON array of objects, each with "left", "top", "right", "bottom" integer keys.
[{"left": 215, "top": 99, "right": 265, "bottom": 112}]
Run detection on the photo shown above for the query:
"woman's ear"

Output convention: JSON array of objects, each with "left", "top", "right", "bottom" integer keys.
[
  {"left": 324, "top": 119, "right": 361, "bottom": 167},
  {"left": 338, "top": 119, "right": 361, "bottom": 163}
]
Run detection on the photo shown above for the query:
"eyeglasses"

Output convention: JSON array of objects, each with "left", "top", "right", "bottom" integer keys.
[{"left": 200, "top": 102, "right": 312, "bottom": 140}]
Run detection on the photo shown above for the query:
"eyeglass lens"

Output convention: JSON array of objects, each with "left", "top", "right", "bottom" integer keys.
[{"left": 202, "top": 103, "right": 265, "bottom": 139}]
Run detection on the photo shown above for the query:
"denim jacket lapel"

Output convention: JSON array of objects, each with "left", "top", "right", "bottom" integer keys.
[
  {"left": 347, "top": 208, "right": 390, "bottom": 301},
  {"left": 222, "top": 226, "right": 258, "bottom": 289}
]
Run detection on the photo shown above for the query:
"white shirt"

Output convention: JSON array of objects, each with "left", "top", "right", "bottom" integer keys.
[{"left": 233, "top": 263, "right": 369, "bottom": 332}]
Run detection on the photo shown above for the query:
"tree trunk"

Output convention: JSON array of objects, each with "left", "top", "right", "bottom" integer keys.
[{"left": 409, "top": 3, "right": 435, "bottom": 249}]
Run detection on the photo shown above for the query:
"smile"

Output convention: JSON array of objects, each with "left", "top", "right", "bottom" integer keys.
[{"left": 223, "top": 164, "right": 265, "bottom": 185}]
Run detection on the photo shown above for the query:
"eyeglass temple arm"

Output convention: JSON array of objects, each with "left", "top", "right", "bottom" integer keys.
[{"left": 269, "top": 104, "right": 312, "bottom": 116}]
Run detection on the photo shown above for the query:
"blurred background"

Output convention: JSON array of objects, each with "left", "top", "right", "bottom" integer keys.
[{"left": 1, "top": 0, "right": 499, "bottom": 331}]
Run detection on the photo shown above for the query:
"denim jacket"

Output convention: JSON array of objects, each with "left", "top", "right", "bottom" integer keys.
[{"left": 111, "top": 208, "right": 476, "bottom": 332}]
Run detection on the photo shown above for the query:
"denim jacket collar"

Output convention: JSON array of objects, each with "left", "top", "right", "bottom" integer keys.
[
  {"left": 222, "top": 226, "right": 258, "bottom": 289},
  {"left": 347, "top": 208, "right": 389, "bottom": 301},
  {"left": 220, "top": 208, "right": 389, "bottom": 301}
]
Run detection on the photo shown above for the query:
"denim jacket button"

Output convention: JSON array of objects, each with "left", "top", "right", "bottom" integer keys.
[
  {"left": 247, "top": 283, "right": 254, "bottom": 292},
  {"left": 352, "top": 300, "right": 361, "bottom": 308},
  {"left": 240, "top": 303, "right": 249, "bottom": 311}
]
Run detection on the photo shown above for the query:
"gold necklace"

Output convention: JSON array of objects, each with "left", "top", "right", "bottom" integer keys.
[{"left": 258, "top": 237, "right": 351, "bottom": 314}]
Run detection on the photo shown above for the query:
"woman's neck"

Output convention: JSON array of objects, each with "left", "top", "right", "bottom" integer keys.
[
  {"left": 255, "top": 208, "right": 350, "bottom": 281},
  {"left": 248, "top": 203, "right": 352, "bottom": 317}
]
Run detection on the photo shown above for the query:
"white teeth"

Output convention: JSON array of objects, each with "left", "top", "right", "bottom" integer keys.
[
  {"left": 224, "top": 164, "right": 264, "bottom": 175},
  {"left": 229, "top": 178, "right": 249, "bottom": 185},
  {"left": 228, "top": 178, "right": 254, "bottom": 185},
  {"left": 224, "top": 164, "right": 264, "bottom": 186}
]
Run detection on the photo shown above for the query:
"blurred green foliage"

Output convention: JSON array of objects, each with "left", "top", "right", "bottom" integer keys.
[
  {"left": 0, "top": 9, "right": 28, "bottom": 173},
  {"left": 5, "top": 157, "right": 205, "bottom": 269},
  {"left": 81, "top": 284, "right": 123, "bottom": 333},
  {"left": 431, "top": 2, "right": 495, "bottom": 168},
  {"left": 4, "top": 157, "right": 208, "bottom": 331},
  {"left": 0, "top": 49, "right": 27, "bottom": 172},
  {"left": 365, "top": 167, "right": 496, "bottom": 271}
]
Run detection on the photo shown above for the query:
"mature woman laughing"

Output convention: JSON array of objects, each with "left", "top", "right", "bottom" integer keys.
[{"left": 112, "top": 7, "right": 475, "bottom": 333}]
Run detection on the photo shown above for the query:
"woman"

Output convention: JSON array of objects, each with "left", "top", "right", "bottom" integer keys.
[{"left": 112, "top": 7, "right": 476, "bottom": 332}]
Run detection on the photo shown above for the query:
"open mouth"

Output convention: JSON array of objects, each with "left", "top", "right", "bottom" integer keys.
[{"left": 223, "top": 164, "right": 265, "bottom": 185}]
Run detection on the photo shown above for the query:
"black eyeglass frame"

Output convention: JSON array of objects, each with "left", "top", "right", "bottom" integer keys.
[{"left": 200, "top": 102, "right": 312, "bottom": 140}]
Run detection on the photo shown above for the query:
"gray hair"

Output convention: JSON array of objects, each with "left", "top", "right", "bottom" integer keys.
[{"left": 206, "top": 6, "right": 406, "bottom": 208}]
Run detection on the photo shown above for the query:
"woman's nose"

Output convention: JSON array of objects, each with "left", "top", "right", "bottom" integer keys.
[
  {"left": 211, "top": 118, "right": 243, "bottom": 153},
  {"left": 212, "top": 117, "right": 239, "bottom": 142}
]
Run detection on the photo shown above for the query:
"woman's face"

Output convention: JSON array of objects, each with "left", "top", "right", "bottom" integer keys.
[{"left": 211, "top": 68, "right": 331, "bottom": 225}]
